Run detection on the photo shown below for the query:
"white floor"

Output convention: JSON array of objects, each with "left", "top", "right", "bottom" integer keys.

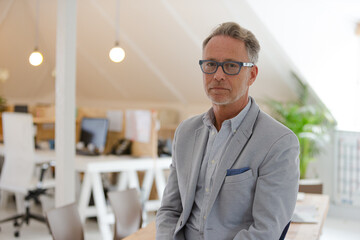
[
  {"left": 0, "top": 201, "right": 359, "bottom": 240},
  {"left": 320, "top": 217, "right": 360, "bottom": 240},
  {"left": 0, "top": 200, "right": 102, "bottom": 240}
]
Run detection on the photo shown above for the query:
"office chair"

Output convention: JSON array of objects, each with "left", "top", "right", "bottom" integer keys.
[
  {"left": 107, "top": 188, "right": 142, "bottom": 240},
  {"left": 0, "top": 112, "right": 55, "bottom": 237},
  {"left": 46, "top": 203, "right": 84, "bottom": 240},
  {"left": 279, "top": 221, "right": 291, "bottom": 240}
]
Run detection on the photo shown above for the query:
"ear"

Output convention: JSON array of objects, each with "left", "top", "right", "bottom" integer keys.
[{"left": 247, "top": 65, "right": 258, "bottom": 86}]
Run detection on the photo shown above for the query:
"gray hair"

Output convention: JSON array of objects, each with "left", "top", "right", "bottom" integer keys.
[{"left": 202, "top": 22, "right": 260, "bottom": 64}]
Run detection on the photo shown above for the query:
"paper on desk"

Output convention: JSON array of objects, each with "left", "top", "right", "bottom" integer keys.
[
  {"left": 292, "top": 205, "right": 318, "bottom": 223},
  {"left": 107, "top": 110, "right": 123, "bottom": 132},
  {"left": 297, "top": 192, "right": 305, "bottom": 201},
  {"left": 125, "top": 110, "right": 151, "bottom": 143}
]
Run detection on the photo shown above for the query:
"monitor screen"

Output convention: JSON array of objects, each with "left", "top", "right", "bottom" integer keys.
[
  {"left": 14, "top": 105, "right": 28, "bottom": 113},
  {"left": 80, "top": 118, "right": 109, "bottom": 153}
]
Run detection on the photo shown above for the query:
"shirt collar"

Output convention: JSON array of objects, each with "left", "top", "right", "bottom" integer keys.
[{"left": 202, "top": 97, "right": 252, "bottom": 133}]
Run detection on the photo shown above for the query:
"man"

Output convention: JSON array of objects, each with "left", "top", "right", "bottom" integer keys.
[{"left": 156, "top": 22, "right": 300, "bottom": 240}]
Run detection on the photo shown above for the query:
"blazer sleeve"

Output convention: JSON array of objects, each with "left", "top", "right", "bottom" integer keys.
[
  {"left": 234, "top": 132, "right": 300, "bottom": 240},
  {"left": 156, "top": 124, "right": 183, "bottom": 240}
]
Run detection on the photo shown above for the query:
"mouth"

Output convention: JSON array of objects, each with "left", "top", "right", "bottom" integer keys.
[{"left": 209, "top": 87, "right": 229, "bottom": 91}]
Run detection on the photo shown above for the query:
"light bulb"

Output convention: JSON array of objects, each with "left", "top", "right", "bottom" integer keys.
[
  {"left": 29, "top": 51, "right": 43, "bottom": 66},
  {"left": 109, "top": 46, "right": 125, "bottom": 63},
  {"left": 0, "top": 68, "right": 9, "bottom": 83}
]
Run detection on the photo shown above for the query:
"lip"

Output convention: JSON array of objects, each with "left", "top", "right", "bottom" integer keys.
[{"left": 210, "top": 87, "right": 229, "bottom": 91}]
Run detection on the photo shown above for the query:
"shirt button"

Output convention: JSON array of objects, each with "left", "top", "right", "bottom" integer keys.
[
  {"left": 203, "top": 216, "right": 207, "bottom": 220},
  {"left": 211, "top": 160, "right": 215, "bottom": 164},
  {"left": 205, "top": 188, "right": 209, "bottom": 192},
  {"left": 211, "top": 131, "right": 215, "bottom": 135}
]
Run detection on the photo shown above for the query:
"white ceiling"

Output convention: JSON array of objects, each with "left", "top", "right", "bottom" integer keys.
[
  {"left": 249, "top": 0, "right": 360, "bottom": 131},
  {"left": 0, "top": 0, "right": 302, "bottom": 108}
]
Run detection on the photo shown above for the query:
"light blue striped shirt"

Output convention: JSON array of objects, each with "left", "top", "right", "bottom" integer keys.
[{"left": 184, "top": 98, "right": 252, "bottom": 239}]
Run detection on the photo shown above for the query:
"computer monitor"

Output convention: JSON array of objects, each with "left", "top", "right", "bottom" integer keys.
[
  {"left": 14, "top": 105, "right": 28, "bottom": 113},
  {"left": 79, "top": 118, "right": 109, "bottom": 153}
]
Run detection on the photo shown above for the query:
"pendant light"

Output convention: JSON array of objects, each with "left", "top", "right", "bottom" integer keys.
[
  {"left": 0, "top": 68, "right": 10, "bottom": 83},
  {"left": 109, "top": 0, "right": 125, "bottom": 63},
  {"left": 29, "top": 0, "right": 43, "bottom": 66}
]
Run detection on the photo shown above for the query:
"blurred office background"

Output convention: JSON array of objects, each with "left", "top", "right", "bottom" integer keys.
[{"left": 0, "top": 0, "right": 360, "bottom": 239}]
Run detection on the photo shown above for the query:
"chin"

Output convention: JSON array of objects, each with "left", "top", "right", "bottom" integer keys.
[
  {"left": 208, "top": 94, "right": 244, "bottom": 106},
  {"left": 210, "top": 98, "right": 231, "bottom": 106}
]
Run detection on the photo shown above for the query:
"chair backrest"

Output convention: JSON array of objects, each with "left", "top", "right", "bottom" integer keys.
[
  {"left": 279, "top": 221, "right": 291, "bottom": 240},
  {"left": 46, "top": 203, "right": 84, "bottom": 240},
  {"left": 0, "top": 112, "right": 35, "bottom": 194},
  {"left": 107, "top": 188, "right": 142, "bottom": 240}
]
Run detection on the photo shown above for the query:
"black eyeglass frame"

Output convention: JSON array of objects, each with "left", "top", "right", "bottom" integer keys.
[{"left": 199, "top": 60, "right": 254, "bottom": 75}]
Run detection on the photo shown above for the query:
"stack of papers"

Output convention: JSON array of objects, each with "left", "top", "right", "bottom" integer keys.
[
  {"left": 297, "top": 192, "right": 305, "bottom": 201},
  {"left": 292, "top": 205, "right": 318, "bottom": 223},
  {"left": 125, "top": 110, "right": 152, "bottom": 143}
]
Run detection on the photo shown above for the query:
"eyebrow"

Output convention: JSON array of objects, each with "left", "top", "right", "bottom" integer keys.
[{"left": 205, "top": 58, "right": 242, "bottom": 62}]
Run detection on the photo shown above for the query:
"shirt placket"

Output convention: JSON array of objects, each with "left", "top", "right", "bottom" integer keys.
[
  {"left": 199, "top": 123, "right": 230, "bottom": 233},
  {"left": 198, "top": 126, "right": 216, "bottom": 234}
]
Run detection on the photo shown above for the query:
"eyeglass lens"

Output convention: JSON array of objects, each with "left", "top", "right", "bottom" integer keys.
[{"left": 201, "top": 61, "right": 241, "bottom": 75}]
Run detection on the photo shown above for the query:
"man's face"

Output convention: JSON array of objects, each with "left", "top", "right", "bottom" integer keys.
[{"left": 202, "top": 35, "right": 258, "bottom": 107}]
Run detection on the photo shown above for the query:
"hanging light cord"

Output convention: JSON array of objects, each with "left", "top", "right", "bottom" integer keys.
[
  {"left": 35, "top": 0, "right": 39, "bottom": 50},
  {"left": 115, "top": 0, "right": 120, "bottom": 45}
]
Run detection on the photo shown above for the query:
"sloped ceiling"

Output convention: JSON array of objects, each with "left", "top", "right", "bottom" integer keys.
[{"left": 0, "top": 0, "right": 300, "bottom": 108}]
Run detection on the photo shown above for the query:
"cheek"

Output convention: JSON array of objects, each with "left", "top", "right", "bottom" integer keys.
[
  {"left": 234, "top": 78, "right": 249, "bottom": 93},
  {"left": 245, "top": 71, "right": 254, "bottom": 86},
  {"left": 203, "top": 75, "right": 211, "bottom": 87}
]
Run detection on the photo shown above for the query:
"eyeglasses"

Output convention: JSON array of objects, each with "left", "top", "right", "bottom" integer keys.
[{"left": 199, "top": 60, "right": 254, "bottom": 75}]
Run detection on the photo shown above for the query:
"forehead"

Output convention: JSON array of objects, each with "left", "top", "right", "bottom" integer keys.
[{"left": 203, "top": 35, "right": 248, "bottom": 61}]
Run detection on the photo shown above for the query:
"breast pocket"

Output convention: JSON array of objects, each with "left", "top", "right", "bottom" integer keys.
[
  {"left": 223, "top": 169, "right": 253, "bottom": 184},
  {"left": 217, "top": 169, "right": 255, "bottom": 225}
]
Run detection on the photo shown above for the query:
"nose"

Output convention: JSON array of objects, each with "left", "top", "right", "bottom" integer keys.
[{"left": 214, "top": 65, "right": 226, "bottom": 81}]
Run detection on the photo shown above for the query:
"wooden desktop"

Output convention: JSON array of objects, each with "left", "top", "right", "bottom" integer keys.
[{"left": 125, "top": 193, "right": 330, "bottom": 240}]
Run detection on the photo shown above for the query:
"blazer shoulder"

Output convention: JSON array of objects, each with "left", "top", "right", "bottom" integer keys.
[
  {"left": 176, "top": 113, "right": 205, "bottom": 134},
  {"left": 256, "top": 110, "right": 297, "bottom": 139}
]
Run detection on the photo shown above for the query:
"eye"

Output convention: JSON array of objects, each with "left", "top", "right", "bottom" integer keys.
[
  {"left": 206, "top": 61, "right": 216, "bottom": 67},
  {"left": 227, "top": 63, "right": 238, "bottom": 68}
]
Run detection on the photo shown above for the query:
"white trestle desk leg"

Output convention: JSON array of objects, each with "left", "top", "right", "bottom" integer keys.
[
  {"left": 78, "top": 172, "right": 92, "bottom": 223},
  {"left": 141, "top": 169, "right": 155, "bottom": 203},
  {"left": 116, "top": 172, "right": 128, "bottom": 190},
  {"left": 91, "top": 172, "right": 113, "bottom": 240},
  {"left": 155, "top": 168, "right": 167, "bottom": 202},
  {"left": 128, "top": 171, "right": 140, "bottom": 190},
  {"left": 140, "top": 169, "right": 155, "bottom": 224}
]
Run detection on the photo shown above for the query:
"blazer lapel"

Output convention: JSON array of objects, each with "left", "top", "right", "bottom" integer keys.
[
  {"left": 182, "top": 125, "right": 209, "bottom": 221},
  {"left": 206, "top": 100, "right": 260, "bottom": 214}
]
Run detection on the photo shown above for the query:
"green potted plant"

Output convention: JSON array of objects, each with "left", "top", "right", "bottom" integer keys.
[{"left": 264, "top": 86, "right": 335, "bottom": 179}]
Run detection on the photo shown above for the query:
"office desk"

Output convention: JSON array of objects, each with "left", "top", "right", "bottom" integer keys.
[
  {"left": 287, "top": 193, "right": 330, "bottom": 240},
  {"left": 124, "top": 194, "right": 330, "bottom": 240},
  {"left": 123, "top": 221, "right": 156, "bottom": 240},
  {"left": 0, "top": 144, "right": 171, "bottom": 240},
  {"left": 75, "top": 154, "right": 171, "bottom": 240}
]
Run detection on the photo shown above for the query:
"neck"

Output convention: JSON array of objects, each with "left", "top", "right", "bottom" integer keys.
[{"left": 212, "top": 97, "right": 249, "bottom": 131}]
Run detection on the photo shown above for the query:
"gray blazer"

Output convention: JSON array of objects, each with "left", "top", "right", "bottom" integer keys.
[{"left": 156, "top": 98, "right": 300, "bottom": 240}]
